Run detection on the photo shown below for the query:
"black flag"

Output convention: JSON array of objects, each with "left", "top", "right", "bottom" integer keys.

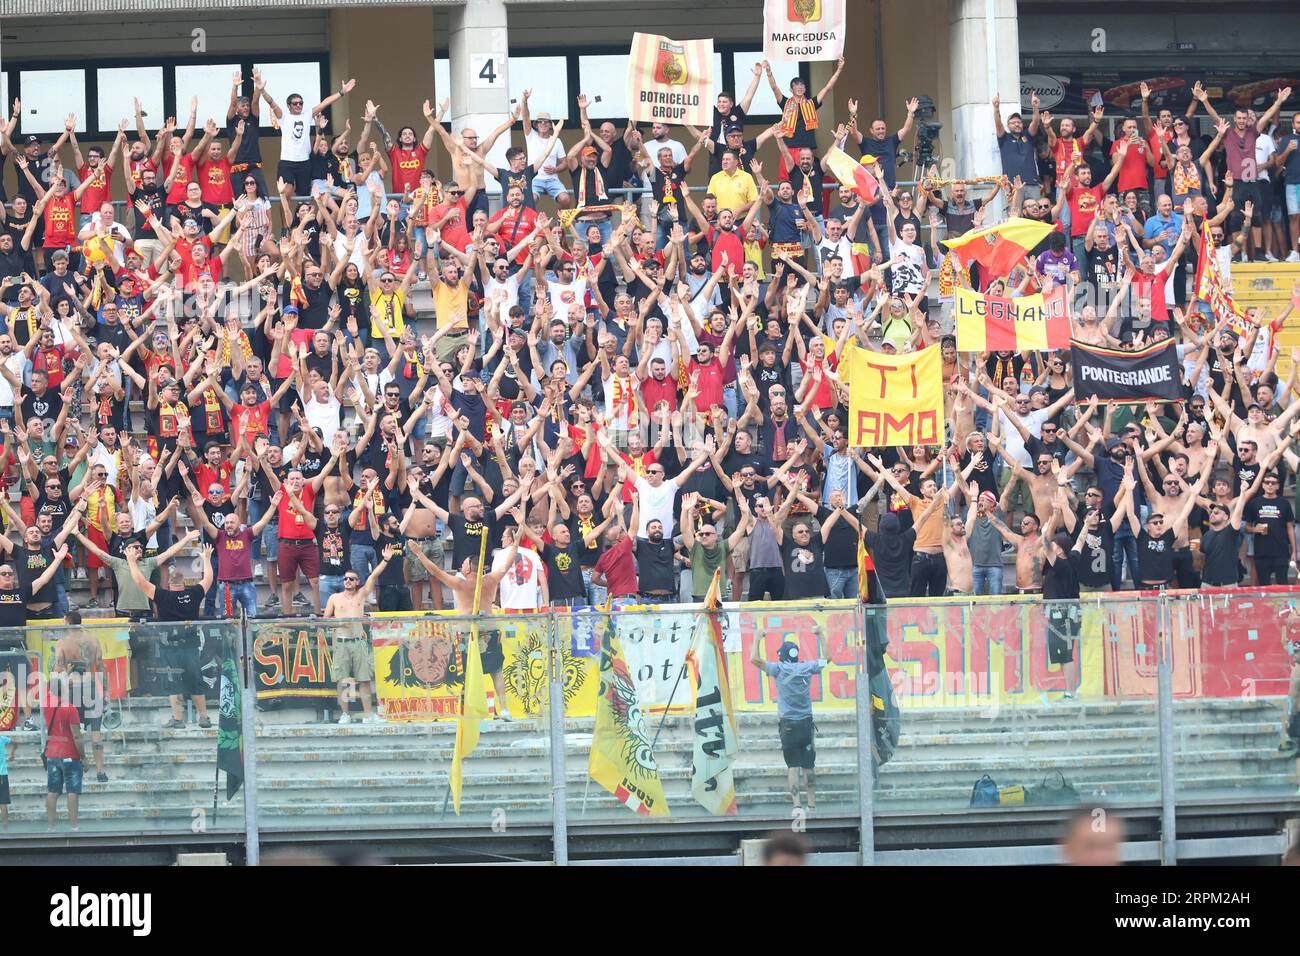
[{"left": 216, "top": 634, "right": 244, "bottom": 800}]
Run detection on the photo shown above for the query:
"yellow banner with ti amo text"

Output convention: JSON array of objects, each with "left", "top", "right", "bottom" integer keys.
[{"left": 845, "top": 344, "right": 944, "bottom": 447}]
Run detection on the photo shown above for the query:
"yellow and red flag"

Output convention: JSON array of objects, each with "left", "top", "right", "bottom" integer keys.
[
  {"left": 627, "top": 33, "right": 713, "bottom": 127},
  {"left": 954, "top": 285, "right": 1071, "bottom": 352},
  {"left": 940, "top": 217, "right": 1055, "bottom": 280},
  {"left": 825, "top": 146, "right": 880, "bottom": 205},
  {"left": 589, "top": 621, "right": 671, "bottom": 817}
]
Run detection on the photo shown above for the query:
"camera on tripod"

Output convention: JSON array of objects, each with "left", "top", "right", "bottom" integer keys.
[{"left": 912, "top": 94, "right": 943, "bottom": 167}]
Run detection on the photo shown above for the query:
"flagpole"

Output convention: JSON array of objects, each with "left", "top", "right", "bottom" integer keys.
[{"left": 648, "top": 569, "right": 719, "bottom": 753}]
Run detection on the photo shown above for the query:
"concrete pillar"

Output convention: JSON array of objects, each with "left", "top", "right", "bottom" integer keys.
[
  {"left": 447, "top": 0, "right": 512, "bottom": 197},
  {"left": 948, "top": 0, "right": 1021, "bottom": 185}
]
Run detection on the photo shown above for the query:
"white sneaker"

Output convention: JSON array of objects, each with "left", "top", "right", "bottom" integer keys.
[
  {"left": 1265, "top": 251, "right": 1278, "bottom": 263},
  {"left": 1287, "top": 251, "right": 1300, "bottom": 263},
  {"left": 254, "top": 563, "right": 265, "bottom": 580},
  {"left": 337, "top": 712, "right": 352, "bottom": 725}
]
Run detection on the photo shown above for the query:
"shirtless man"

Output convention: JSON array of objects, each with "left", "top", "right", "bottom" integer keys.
[
  {"left": 1137, "top": 442, "right": 1223, "bottom": 587},
  {"left": 1207, "top": 378, "right": 1300, "bottom": 463},
  {"left": 429, "top": 97, "right": 521, "bottom": 219},
  {"left": 941, "top": 486, "right": 978, "bottom": 596},
  {"left": 987, "top": 511, "right": 1045, "bottom": 593},
  {"left": 400, "top": 436, "right": 464, "bottom": 611},
  {"left": 319, "top": 430, "right": 356, "bottom": 515},
  {"left": 52, "top": 617, "right": 108, "bottom": 783},
  {"left": 408, "top": 520, "right": 521, "bottom": 710},
  {"left": 989, "top": 437, "right": 1085, "bottom": 525},
  {"left": 323, "top": 543, "right": 392, "bottom": 723}
]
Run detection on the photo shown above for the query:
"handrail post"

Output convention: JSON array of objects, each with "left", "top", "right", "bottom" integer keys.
[
  {"left": 856, "top": 601, "right": 876, "bottom": 866},
  {"left": 240, "top": 616, "right": 261, "bottom": 867},
  {"left": 547, "top": 609, "right": 569, "bottom": 865},
  {"left": 1156, "top": 592, "right": 1177, "bottom": 866}
]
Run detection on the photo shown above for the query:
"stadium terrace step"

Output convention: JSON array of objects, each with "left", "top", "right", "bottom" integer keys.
[{"left": 2, "top": 696, "right": 1294, "bottom": 833}]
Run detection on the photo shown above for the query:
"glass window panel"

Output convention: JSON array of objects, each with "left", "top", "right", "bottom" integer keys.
[
  {"left": 19, "top": 69, "right": 86, "bottom": 136},
  {"left": 175, "top": 63, "right": 240, "bottom": 124},
  {"left": 435, "top": 59, "right": 450, "bottom": 102},
  {"left": 578, "top": 54, "right": 629, "bottom": 120},
  {"left": 253, "top": 62, "right": 325, "bottom": 128},
  {"left": 508, "top": 56, "right": 568, "bottom": 122},
  {"left": 97, "top": 67, "right": 164, "bottom": 133},
  {"left": 732, "top": 51, "right": 781, "bottom": 116}
]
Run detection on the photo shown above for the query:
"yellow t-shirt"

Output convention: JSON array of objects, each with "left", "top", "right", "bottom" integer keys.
[
  {"left": 432, "top": 282, "right": 468, "bottom": 332},
  {"left": 706, "top": 169, "right": 758, "bottom": 215},
  {"left": 369, "top": 288, "right": 407, "bottom": 340}
]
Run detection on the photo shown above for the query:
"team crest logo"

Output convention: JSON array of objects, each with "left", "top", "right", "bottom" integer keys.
[
  {"left": 788, "top": 0, "right": 821, "bottom": 23},
  {"left": 654, "top": 41, "right": 688, "bottom": 86}
]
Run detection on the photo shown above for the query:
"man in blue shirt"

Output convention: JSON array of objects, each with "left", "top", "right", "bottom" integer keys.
[
  {"left": 1279, "top": 114, "right": 1300, "bottom": 262},
  {"left": 994, "top": 92, "right": 1042, "bottom": 197},
  {"left": 750, "top": 636, "right": 827, "bottom": 811},
  {"left": 1142, "top": 193, "right": 1184, "bottom": 256}
]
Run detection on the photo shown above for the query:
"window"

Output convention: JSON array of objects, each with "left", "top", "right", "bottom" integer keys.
[
  {"left": 19, "top": 69, "right": 86, "bottom": 136},
  {"left": 175, "top": 63, "right": 240, "bottom": 122},
  {"left": 435, "top": 59, "right": 450, "bottom": 105},
  {"left": 509, "top": 56, "right": 569, "bottom": 122},
  {"left": 578, "top": 54, "right": 629, "bottom": 120},
  {"left": 731, "top": 51, "right": 781, "bottom": 117},
  {"left": 97, "top": 67, "right": 164, "bottom": 132},
  {"left": 254, "top": 61, "right": 325, "bottom": 128}
]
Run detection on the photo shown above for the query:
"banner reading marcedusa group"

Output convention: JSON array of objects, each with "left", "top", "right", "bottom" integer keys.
[
  {"left": 1069, "top": 337, "right": 1184, "bottom": 405},
  {"left": 627, "top": 33, "right": 713, "bottom": 126},
  {"left": 764, "top": 0, "right": 846, "bottom": 62}
]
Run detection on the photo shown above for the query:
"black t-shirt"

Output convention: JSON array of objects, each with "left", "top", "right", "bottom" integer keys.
[
  {"left": 1199, "top": 525, "right": 1242, "bottom": 586},
  {"left": 1137, "top": 529, "right": 1176, "bottom": 584},
  {"left": 1245, "top": 496, "right": 1294, "bottom": 560},
  {"left": 648, "top": 163, "right": 688, "bottom": 205},
  {"left": 819, "top": 507, "right": 858, "bottom": 568},
  {"left": 1072, "top": 517, "right": 1114, "bottom": 590},
  {"left": 317, "top": 521, "right": 351, "bottom": 577},
  {"left": 567, "top": 513, "right": 604, "bottom": 569},
  {"left": 635, "top": 537, "right": 675, "bottom": 593},
  {"left": 960, "top": 450, "right": 998, "bottom": 500},
  {"left": 498, "top": 164, "right": 538, "bottom": 208},
  {"left": 201, "top": 500, "right": 236, "bottom": 544},
  {"left": 782, "top": 536, "right": 828, "bottom": 599},
  {"left": 1043, "top": 550, "right": 1082, "bottom": 601},
  {"left": 155, "top": 584, "right": 206, "bottom": 622},
  {"left": 20, "top": 388, "right": 63, "bottom": 431},
  {"left": 542, "top": 542, "right": 586, "bottom": 601},
  {"left": 449, "top": 513, "right": 493, "bottom": 568},
  {"left": 0, "top": 587, "right": 28, "bottom": 626},
  {"left": 228, "top": 117, "right": 262, "bottom": 166},
  {"left": 376, "top": 532, "right": 407, "bottom": 587},
  {"left": 16, "top": 544, "right": 57, "bottom": 606}
]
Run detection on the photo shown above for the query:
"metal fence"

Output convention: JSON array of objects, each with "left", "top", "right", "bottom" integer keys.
[{"left": 2, "top": 589, "right": 1296, "bottom": 864}]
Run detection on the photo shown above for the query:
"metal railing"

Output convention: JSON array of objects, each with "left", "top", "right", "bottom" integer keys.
[{"left": 3, "top": 588, "right": 1293, "bottom": 864}]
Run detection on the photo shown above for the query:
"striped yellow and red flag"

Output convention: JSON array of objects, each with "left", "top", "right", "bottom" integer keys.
[
  {"left": 627, "top": 33, "right": 714, "bottom": 127},
  {"left": 940, "top": 217, "right": 1055, "bottom": 279},
  {"left": 857, "top": 534, "right": 874, "bottom": 602},
  {"left": 954, "top": 285, "right": 1071, "bottom": 352},
  {"left": 825, "top": 146, "right": 880, "bottom": 204}
]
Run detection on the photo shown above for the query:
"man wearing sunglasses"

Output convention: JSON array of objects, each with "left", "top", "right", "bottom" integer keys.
[{"left": 324, "top": 544, "right": 394, "bottom": 724}]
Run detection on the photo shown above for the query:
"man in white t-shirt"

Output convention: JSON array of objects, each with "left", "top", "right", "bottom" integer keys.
[
  {"left": 266, "top": 75, "right": 356, "bottom": 196},
  {"left": 1255, "top": 125, "right": 1278, "bottom": 262},
  {"left": 646, "top": 123, "right": 688, "bottom": 168},
  {"left": 523, "top": 93, "right": 569, "bottom": 208},
  {"left": 601, "top": 432, "right": 709, "bottom": 537},
  {"left": 546, "top": 260, "right": 588, "bottom": 321},
  {"left": 494, "top": 527, "right": 547, "bottom": 610},
  {"left": 303, "top": 378, "right": 344, "bottom": 439}
]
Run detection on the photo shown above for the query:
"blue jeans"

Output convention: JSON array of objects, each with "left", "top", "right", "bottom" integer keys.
[
  {"left": 246, "top": 498, "right": 267, "bottom": 562},
  {"left": 1112, "top": 532, "right": 1139, "bottom": 590},
  {"left": 51, "top": 579, "right": 70, "bottom": 618},
  {"left": 826, "top": 566, "right": 857, "bottom": 599},
  {"left": 972, "top": 564, "right": 1004, "bottom": 596},
  {"left": 578, "top": 218, "right": 613, "bottom": 248},
  {"left": 222, "top": 581, "right": 257, "bottom": 618},
  {"left": 319, "top": 574, "right": 345, "bottom": 609},
  {"left": 350, "top": 543, "right": 378, "bottom": 579},
  {"left": 203, "top": 552, "right": 220, "bottom": 617},
  {"left": 517, "top": 269, "right": 536, "bottom": 318},
  {"left": 582, "top": 567, "right": 606, "bottom": 608}
]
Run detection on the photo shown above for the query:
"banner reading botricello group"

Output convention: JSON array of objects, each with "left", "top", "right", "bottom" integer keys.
[
  {"left": 627, "top": 32, "right": 713, "bottom": 127},
  {"left": 764, "top": 0, "right": 846, "bottom": 62}
]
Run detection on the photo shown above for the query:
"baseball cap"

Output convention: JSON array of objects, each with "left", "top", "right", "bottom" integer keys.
[
  {"left": 724, "top": 123, "right": 744, "bottom": 135},
  {"left": 26, "top": 135, "right": 40, "bottom": 146},
  {"left": 581, "top": 145, "right": 598, "bottom": 158},
  {"left": 282, "top": 305, "right": 300, "bottom": 315},
  {"left": 777, "top": 642, "right": 800, "bottom": 663}
]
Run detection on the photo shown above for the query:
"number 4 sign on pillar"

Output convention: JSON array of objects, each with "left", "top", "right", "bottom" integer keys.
[{"left": 470, "top": 53, "right": 506, "bottom": 89}]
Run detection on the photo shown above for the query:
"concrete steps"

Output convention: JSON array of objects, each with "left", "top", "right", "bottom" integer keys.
[{"left": 3, "top": 695, "right": 1295, "bottom": 833}]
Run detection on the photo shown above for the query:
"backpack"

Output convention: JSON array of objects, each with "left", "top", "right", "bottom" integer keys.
[{"left": 970, "top": 774, "right": 1000, "bottom": 807}]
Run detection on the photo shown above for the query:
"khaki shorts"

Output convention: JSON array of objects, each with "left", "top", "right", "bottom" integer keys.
[
  {"left": 332, "top": 636, "right": 374, "bottom": 683},
  {"left": 404, "top": 537, "right": 445, "bottom": 582},
  {"left": 435, "top": 329, "right": 469, "bottom": 363},
  {"left": 730, "top": 533, "right": 750, "bottom": 573}
]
